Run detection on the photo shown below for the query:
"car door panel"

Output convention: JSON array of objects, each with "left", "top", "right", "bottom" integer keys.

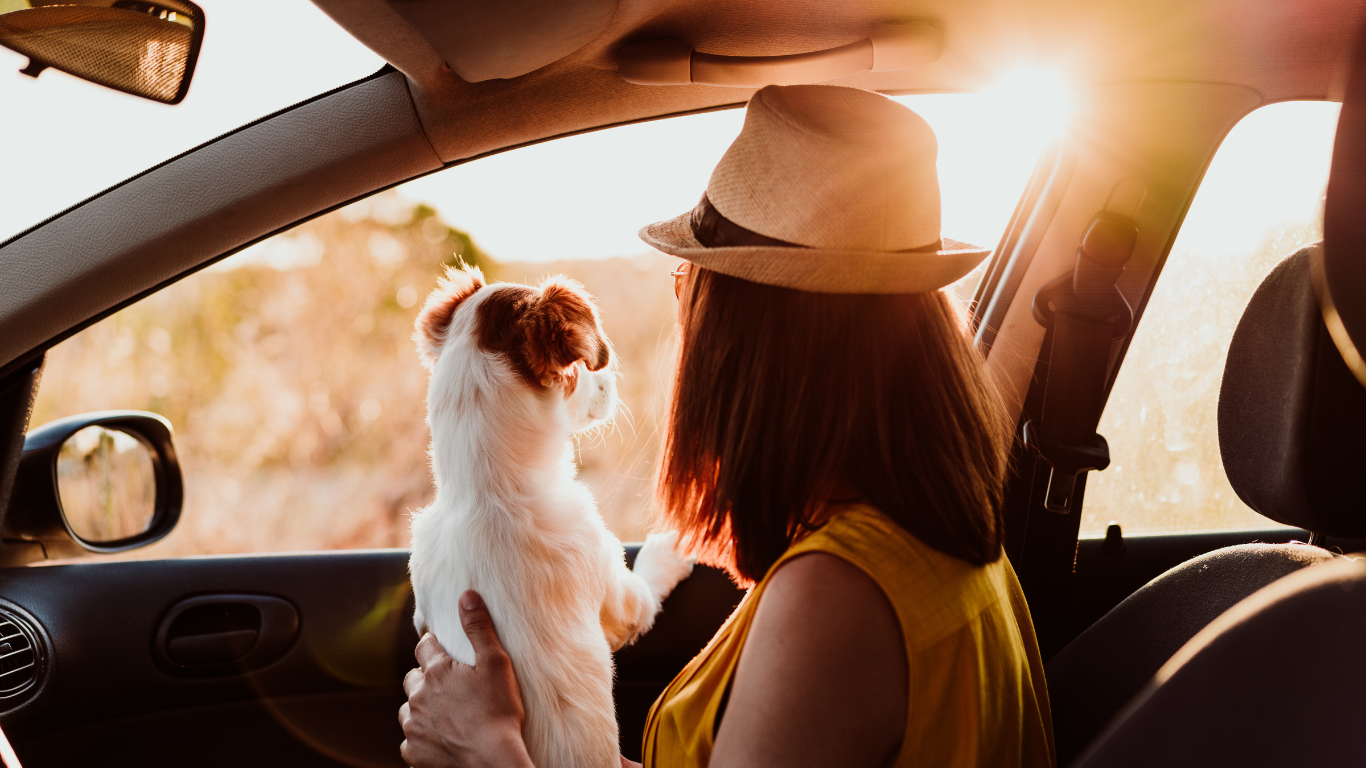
[
  {"left": 19, "top": 692, "right": 407, "bottom": 768},
  {"left": 0, "top": 551, "right": 416, "bottom": 766},
  {"left": 0, "top": 547, "right": 743, "bottom": 766}
]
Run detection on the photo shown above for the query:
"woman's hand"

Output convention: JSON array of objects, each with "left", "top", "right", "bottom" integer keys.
[{"left": 399, "top": 591, "right": 535, "bottom": 768}]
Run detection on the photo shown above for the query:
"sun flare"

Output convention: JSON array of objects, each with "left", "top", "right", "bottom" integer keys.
[{"left": 983, "top": 66, "right": 1076, "bottom": 140}]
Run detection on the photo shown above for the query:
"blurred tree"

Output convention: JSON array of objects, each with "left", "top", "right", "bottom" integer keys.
[{"left": 411, "top": 204, "right": 495, "bottom": 278}]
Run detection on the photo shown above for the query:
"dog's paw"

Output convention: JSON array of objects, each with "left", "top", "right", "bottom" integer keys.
[{"left": 634, "top": 531, "right": 695, "bottom": 602}]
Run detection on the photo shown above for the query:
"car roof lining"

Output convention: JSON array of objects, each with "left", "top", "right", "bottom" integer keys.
[{"left": 318, "top": 0, "right": 1365, "bottom": 164}]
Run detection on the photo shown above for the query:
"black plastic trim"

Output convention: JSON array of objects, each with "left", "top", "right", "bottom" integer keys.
[
  {"left": 0, "top": 599, "right": 51, "bottom": 716},
  {"left": 0, "top": 361, "right": 42, "bottom": 536},
  {"left": 153, "top": 594, "right": 301, "bottom": 678}
]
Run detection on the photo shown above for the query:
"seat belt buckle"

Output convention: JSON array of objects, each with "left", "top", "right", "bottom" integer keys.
[{"left": 1021, "top": 421, "right": 1110, "bottom": 513}]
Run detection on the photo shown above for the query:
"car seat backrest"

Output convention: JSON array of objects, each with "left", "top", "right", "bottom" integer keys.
[
  {"left": 1045, "top": 541, "right": 1331, "bottom": 765},
  {"left": 1217, "top": 243, "right": 1366, "bottom": 537},
  {"left": 1072, "top": 555, "right": 1366, "bottom": 768}
]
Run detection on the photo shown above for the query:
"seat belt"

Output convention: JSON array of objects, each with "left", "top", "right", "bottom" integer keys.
[
  {"left": 1011, "top": 183, "right": 1142, "bottom": 657},
  {"left": 1024, "top": 210, "right": 1136, "bottom": 512}
]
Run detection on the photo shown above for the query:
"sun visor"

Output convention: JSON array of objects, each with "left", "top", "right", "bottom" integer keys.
[{"left": 382, "top": 0, "right": 619, "bottom": 82}]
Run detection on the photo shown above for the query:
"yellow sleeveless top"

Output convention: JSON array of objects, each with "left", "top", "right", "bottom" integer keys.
[{"left": 641, "top": 505, "right": 1054, "bottom": 768}]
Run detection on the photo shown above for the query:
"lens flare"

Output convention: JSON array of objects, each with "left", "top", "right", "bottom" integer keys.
[{"left": 983, "top": 66, "right": 1075, "bottom": 140}]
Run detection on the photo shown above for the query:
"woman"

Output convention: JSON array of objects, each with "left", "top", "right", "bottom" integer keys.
[{"left": 399, "top": 84, "right": 1055, "bottom": 768}]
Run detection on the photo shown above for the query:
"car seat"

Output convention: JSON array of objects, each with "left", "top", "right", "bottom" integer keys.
[
  {"left": 1067, "top": 549, "right": 1366, "bottom": 767},
  {"left": 1046, "top": 242, "right": 1366, "bottom": 765}
]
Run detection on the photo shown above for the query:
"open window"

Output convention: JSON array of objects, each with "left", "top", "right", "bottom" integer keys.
[
  {"left": 31, "top": 91, "right": 1058, "bottom": 557},
  {"left": 1082, "top": 101, "right": 1340, "bottom": 535}
]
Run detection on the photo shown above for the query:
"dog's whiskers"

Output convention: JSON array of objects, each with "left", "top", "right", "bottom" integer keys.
[
  {"left": 577, "top": 418, "right": 614, "bottom": 450},
  {"left": 614, "top": 401, "right": 638, "bottom": 440}
]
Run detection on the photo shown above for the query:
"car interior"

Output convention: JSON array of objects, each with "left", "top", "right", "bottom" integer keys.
[{"left": 3, "top": 0, "right": 1366, "bottom": 765}]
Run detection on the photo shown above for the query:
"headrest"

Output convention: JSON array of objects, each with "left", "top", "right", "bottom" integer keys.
[
  {"left": 1322, "top": 15, "right": 1366, "bottom": 385},
  {"left": 1218, "top": 244, "right": 1366, "bottom": 536}
]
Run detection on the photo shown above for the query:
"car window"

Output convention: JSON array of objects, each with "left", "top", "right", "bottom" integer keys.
[
  {"left": 1081, "top": 101, "right": 1340, "bottom": 536},
  {"left": 31, "top": 91, "right": 1060, "bottom": 558},
  {"left": 0, "top": 0, "right": 382, "bottom": 244}
]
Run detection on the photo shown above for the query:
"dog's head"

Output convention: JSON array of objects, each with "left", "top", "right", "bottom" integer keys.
[{"left": 414, "top": 264, "right": 617, "bottom": 428}]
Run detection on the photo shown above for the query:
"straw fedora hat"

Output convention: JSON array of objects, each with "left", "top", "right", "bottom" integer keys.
[{"left": 640, "top": 84, "right": 990, "bottom": 294}]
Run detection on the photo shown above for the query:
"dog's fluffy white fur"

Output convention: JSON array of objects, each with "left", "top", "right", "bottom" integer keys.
[{"left": 408, "top": 264, "right": 693, "bottom": 768}]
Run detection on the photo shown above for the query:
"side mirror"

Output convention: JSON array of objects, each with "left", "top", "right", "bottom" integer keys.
[
  {"left": 0, "top": 0, "right": 205, "bottom": 105},
  {"left": 4, "top": 411, "right": 183, "bottom": 560}
]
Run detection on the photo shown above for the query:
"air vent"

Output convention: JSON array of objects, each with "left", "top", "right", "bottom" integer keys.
[{"left": 0, "top": 611, "right": 42, "bottom": 699}]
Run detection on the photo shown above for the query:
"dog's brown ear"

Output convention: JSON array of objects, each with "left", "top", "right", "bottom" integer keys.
[
  {"left": 521, "top": 276, "right": 613, "bottom": 387},
  {"left": 414, "top": 264, "right": 486, "bottom": 368}
]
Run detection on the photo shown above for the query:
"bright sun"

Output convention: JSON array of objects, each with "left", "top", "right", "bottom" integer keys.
[{"left": 983, "top": 66, "right": 1076, "bottom": 140}]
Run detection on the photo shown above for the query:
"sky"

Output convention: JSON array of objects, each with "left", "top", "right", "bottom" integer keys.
[
  {"left": 1174, "top": 101, "right": 1338, "bottom": 257},
  {"left": 0, "top": 0, "right": 1342, "bottom": 264},
  {"left": 0, "top": 0, "right": 383, "bottom": 243}
]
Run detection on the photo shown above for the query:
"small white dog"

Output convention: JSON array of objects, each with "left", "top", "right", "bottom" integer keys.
[{"left": 408, "top": 264, "right": 694, "bottom": 768}]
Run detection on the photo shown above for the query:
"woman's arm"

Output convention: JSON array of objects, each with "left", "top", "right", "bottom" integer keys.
[
  {"left": 710, "top": 552, "right": 909, "bottom": 768},
  {"left": 398, "top": 591, "right": 535, "bottom": 768}
]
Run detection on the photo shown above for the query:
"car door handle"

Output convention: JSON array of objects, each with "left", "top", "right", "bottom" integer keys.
[
  {"left": 154, "top": 594, "right": 299, "bottom": 677},
  {"left": 167, "top": 628, "right": 259, "bottom": 666}
]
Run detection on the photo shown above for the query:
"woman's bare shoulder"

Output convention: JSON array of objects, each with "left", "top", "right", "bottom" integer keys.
[
  {"left": 710, "top": 552, "right": 908, "bottom": 768},
  {"left": 764, "top": 550, "right": 889, "bottom": 607}
]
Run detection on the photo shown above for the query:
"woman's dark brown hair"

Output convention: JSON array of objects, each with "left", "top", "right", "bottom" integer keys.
[{"left": 660, "top": 266, "right": 1010, "bottom": 585}]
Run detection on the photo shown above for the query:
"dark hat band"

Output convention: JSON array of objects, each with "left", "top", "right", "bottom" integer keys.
[
  {"left": 690, "top": 194, "right": 802, "bottom": 248},
  {"left": 688, "top": 194, "right": 942, "bottom": 253}
]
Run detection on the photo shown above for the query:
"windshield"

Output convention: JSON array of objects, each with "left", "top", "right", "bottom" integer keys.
[{"left": 0, "top": 0, "right": 382, "bottom": 243}]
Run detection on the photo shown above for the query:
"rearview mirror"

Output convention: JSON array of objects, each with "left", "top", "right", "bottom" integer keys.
[
  {"left": 3, "top": 411, "right": 183, "bottom": 560},
  {"left": 0, "top": 0, "right": 205, "bottom": 105}
]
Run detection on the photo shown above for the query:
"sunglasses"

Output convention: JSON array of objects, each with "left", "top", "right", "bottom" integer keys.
[{"left": 671, "top": 262, "right": 691, "bottom": 299}]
